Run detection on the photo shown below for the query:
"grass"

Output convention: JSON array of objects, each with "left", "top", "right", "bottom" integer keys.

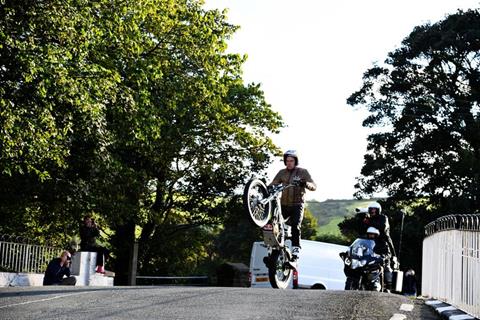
[
  {"left": 307, "top": 199, "right": 376, "bottom": 236},
  {"left": 316, "top": 216, "right": 344, "bottom": 236}
]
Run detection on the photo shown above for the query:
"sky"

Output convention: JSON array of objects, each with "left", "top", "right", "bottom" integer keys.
[{"left": 204, "top": 0, "right": 480, "bottom": 201}]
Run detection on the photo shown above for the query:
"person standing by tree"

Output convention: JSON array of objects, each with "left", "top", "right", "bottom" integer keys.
[
  {"left": 269, "top": 150, "right": 316, "bottom": 260},
  {"left": 43, "top": 251, "right": 76, "bottom": 285},
  {"left": 80, "top": 215, "right": 110, "bottom": 273}
]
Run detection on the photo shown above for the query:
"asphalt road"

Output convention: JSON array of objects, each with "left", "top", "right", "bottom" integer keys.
[{"left": 0, "top": 286, "right": 440, "bottom": 320}]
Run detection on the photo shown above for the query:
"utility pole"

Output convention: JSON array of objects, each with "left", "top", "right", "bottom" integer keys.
[
  {"left": 398, "top": 209, "right": 406, "bottom": 261},
  {"left": 128, "top": 242, "right": 138, "bottom": 286}
]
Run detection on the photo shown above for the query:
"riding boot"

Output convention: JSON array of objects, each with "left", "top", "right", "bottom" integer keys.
[
  {"left": 384, "top": 268, "right": 393, "bottom": 293},
  {"left": 291, "top": 246, "right": 300, "bottom": 261}
]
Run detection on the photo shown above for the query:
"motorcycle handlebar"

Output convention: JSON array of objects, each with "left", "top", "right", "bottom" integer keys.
[
  {"left": 269, "top": 183, "right": 295, "bottom": 195},
  {"left": 260, "top": 184, "right": 294, "bottom": 205}
]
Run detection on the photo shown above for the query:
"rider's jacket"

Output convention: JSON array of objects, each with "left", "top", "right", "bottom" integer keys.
[
  {"left": 270, "top": 167, "right": 316, "bottom": 206},
  {"left": 372, "top": 237, "right": 391, "bottom": 258},
  {"left": 363, "top": 214, "right": 396, "bottom": 257}
]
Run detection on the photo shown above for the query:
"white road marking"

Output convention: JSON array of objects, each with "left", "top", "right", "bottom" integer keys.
[
  {"left": 389, "top": 303, "right": 414, "bottom": 320},
  {"left": 0, "top": 291, "right": 90, "bottom": 309},
  {"left": 425, "top": 300, "right": 443, "bottom": 305},
  {"left": 400, "top": 303, "right": 414, "bottom": 311},
  {"left": 449, "top": 315, "right": 475, "bottom": 320},
  {"left": 437, "top": 306, "right": 457, "bottom": 312}
]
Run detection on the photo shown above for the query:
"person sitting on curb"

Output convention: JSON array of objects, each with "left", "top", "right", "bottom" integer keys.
[{"left": 43, "top": 250, "right": 76, "bottom": 286}]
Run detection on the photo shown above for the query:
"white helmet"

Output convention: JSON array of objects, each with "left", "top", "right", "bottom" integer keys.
[
  {"left": 367, "top": 201, "right": 382, "bottom": 215},
  {"left": 366, "top": 227, "right": 380, "bottom": 236},
  {"left": 283, "top": 150, "right": 298, "bottom": 166}
]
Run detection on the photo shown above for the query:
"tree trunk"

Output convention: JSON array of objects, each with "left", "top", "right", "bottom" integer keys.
[{"left": 111, "top": 221, "right": 136, "bottom": 285}]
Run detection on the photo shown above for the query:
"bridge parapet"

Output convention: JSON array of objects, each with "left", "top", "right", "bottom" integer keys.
[
  {"left": 424, "top": 214, "right": 480, "bottom": 236},
  {"left": 422, "top": 214, "right": 479, "bottom": 319}
]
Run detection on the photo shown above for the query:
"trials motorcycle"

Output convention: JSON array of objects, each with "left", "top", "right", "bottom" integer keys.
[
  {"left": 243, "top": 177, "right": 298, "bottom": 289},
  {"left": 339, "top": 238, "right": 384, "bottom": 291}
]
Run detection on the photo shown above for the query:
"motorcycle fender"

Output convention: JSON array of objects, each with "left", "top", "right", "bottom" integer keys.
[{"left": 263, "top": 229, "right": 279, "bottom": 247}]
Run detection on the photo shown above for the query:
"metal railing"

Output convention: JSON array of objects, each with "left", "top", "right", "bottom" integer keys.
[
  {"left": 0, "top": 234, "right": 63, "bottom": 274},
  {"left": 422, "top": 214, "right": 480, "bottom": 318}
]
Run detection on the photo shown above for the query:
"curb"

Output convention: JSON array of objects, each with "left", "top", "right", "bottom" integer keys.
[{"left": 425, "top": 300, "right": 479, "bottom": 320}]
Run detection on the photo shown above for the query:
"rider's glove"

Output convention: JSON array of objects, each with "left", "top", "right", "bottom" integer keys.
[
  {"left": 376, "top": 255, "right": 385, "bottom": 264},
  {"left": 293, "top": 178, "right": 306, "bottom": 187},
  {"left": 267, "top": 185, "right": 275, "bottom": 194}
]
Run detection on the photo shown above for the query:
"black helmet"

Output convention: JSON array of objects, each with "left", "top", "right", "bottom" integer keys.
[{"left": 283, "top": 150, "right": 298, "bottom": 166}]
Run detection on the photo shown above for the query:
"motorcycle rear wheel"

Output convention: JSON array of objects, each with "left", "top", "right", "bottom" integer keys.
[
  {"left": 268, "top": 249, "right": 293, "bottom": 289},
  {"left": 243, "top": 178, "right": 271, "bottom": 227}
]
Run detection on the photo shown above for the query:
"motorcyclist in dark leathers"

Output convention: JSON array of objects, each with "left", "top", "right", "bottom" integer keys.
[{"left": 361, "top": 202, "right": 397, "bottom": 291}]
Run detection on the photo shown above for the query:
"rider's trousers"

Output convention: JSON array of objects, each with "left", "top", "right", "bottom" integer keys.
[
  {"left": 383, "top": 259, "right": 393, "bottom": 289},
  {"left": 281, "top": 204, "right": 304, "bottom": 247}
]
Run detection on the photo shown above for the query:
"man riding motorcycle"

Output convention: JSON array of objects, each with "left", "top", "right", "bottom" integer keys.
[
  {"left": 342, "top": 226, "right": 386, "bottom": 291},
  {"left": 361, "top": 202, "right": 397, "bottom": 291},
  {"left": 269, "top": 150, "right": 316, "bottom": 260}
]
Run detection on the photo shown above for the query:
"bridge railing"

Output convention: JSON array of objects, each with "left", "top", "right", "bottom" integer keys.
[
  {"left": 422, "top": 214, "right": 480, "bottom": 318},
  {"left": 0, "top": 234, "right": 63, "bottom": 274}
]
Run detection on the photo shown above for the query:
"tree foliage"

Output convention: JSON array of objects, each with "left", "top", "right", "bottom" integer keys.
[
  {"left": 345, "top": 10, "right": 480, "bottom": 283},
  {"left": 0, "top": 0, "right": 284, "bottom": 279},
  {"left": 348, "top": 9, "right": 480, "bottom": 213},
  {"left": 301, "top": 207, "right": 318, "bottom": 240}
]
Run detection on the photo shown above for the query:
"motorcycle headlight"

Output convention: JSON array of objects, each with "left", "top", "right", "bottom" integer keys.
[
  {"left": 351, "top": 259, "right": 367, "bottom": 269},
  {"left": 351, "top": 259, "right": 359, "bottom": 269},
  {"left": 354, "top": 248, "right": 364, "bottom": 257}
]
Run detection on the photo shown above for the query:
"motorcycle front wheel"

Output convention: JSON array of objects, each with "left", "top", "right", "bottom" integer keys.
[
  {"left": 345, "top": 276, "right": 360, "bottom": 290},
  {"left": 268, "top": 249, "right": 293, "bottom": 289},
  {"left": 243, "top": 178, "right": 271, "bottom": 227}
]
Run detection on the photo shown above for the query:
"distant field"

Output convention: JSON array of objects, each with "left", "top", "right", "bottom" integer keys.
[
  {"left": 306, "top": 199, "right": 373, "bottom": 236},
  {"left": 316, "top": 216, "right": 344, "bottom": 236}
]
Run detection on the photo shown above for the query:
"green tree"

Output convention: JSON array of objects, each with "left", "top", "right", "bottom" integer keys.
[
  {"left": 301, "top": 207, "right": 318, "bottom": 240},
  {"left": 215, "top": 197, "right": 262, "bottom": 265},
  {"left": 345, "top": 11, "right": 480, "bottom": 286},
  {"left": 347, "top": 9, "right": 480, "bottom": 213},
  {"left": 0, "top": 0, "right": 118, "bottom": 243},
  {"left": 0, "top": 0, "right": 284, "bottom": 281}
]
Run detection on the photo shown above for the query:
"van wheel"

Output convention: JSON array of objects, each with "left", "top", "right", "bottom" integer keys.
[{"left": 311, "top": 284, "right": 326, "bottom": 290}]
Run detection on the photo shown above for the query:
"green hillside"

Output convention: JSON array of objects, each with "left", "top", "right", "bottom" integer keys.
[{"left": 306, "top": 199, "right": 373, "bottom": 236}]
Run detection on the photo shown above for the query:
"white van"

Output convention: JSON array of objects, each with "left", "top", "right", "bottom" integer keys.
[{"left": 249, "top": 239, "right": 347, "bottom": 289}]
